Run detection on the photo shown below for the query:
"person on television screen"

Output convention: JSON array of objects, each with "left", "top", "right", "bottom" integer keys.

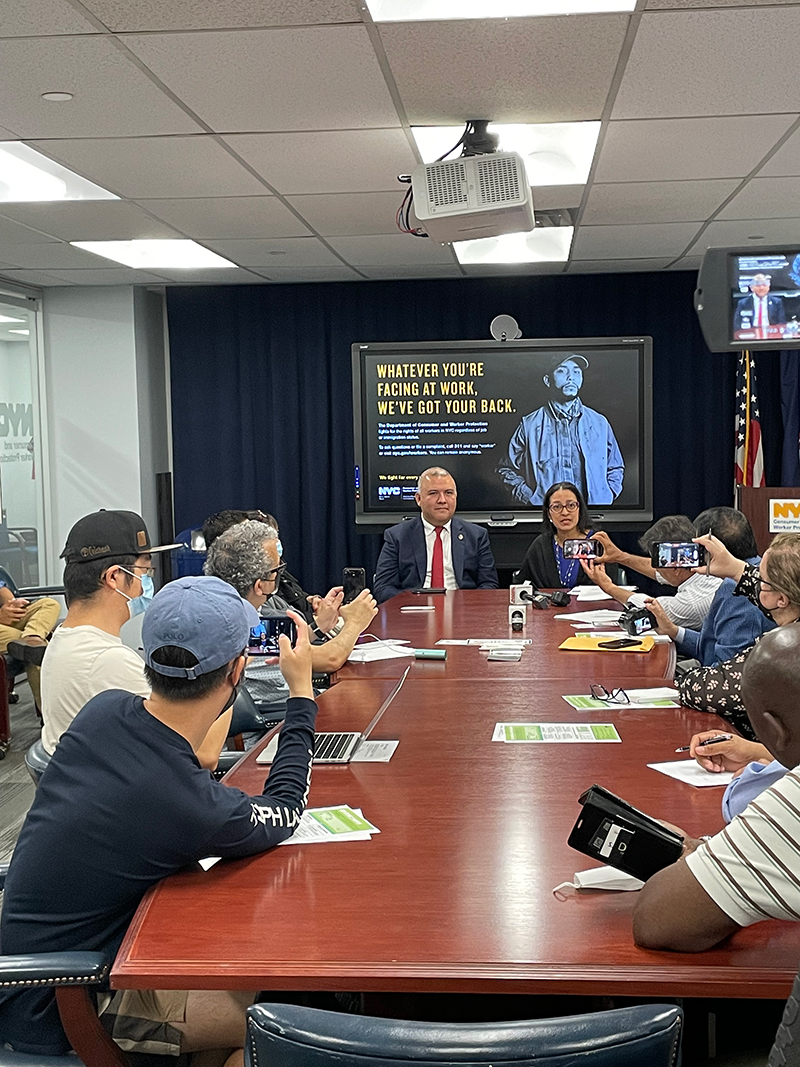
[
  {"left": 496, "top": 353, "right": 625, "bottom": 506},
  {"left": 733, "top": 273, "right": 786, "bottom": 332},
  {"left": 373, "top": 467, "right": 498, "bottom": 603}
]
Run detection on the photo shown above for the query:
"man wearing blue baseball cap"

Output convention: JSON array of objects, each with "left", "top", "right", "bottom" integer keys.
[{"left": 0, "top": 576, "right": 317, "bottom": 1064}]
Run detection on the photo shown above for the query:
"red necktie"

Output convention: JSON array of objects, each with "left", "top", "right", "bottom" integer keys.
[
  {"left": 431, "top": 526, "right": 444, "bottom": 588},
  {"left": 757, "top": 299, "right": 764, "bottom": 328}
]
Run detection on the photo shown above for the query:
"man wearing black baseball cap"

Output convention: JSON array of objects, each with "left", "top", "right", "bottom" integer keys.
[
  {"left": 38, "top": 509, "right": 236, "bottom": 767},
  {"left": 497, "top": 352, "right": 625, "bottom": 506},
  {"left": 0, "top": 575, "right": 317, "bottom": 1062}
]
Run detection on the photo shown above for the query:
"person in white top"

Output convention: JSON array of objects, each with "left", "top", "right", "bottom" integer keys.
[
  {"left": 581, "top": 514, "right": 721, "bottom": 630},
  {"left": 633, "top": 624, "right": 800, "bottom": 951},
  {"left": 40, "top": 510, "right": 226, "bottom": 770}
]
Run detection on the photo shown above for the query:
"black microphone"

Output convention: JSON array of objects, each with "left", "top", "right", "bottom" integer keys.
[{"left": 519, "top": 588, "right": 571, "bottom": 609}]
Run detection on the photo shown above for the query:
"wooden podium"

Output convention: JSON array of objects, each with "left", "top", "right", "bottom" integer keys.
[{"left": 737, "top": 486, "right": 800, "bottom": 555}]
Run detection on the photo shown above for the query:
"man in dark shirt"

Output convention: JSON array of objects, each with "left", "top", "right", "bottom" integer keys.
[{"left": 0, "top": 575, "right": 317, "bottom": 1064}]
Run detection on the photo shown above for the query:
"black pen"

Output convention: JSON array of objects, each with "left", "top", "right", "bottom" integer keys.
[
  {"left": 675, "top": 733, "right": 732, "bottom": 753},
  {"left": 706, "top": 528, "right": 712, "bottom": 576}
]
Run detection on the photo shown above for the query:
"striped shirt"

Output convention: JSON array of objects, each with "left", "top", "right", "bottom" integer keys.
[{"left": 686, "top": 767, "right": 800, "bottom": 926}]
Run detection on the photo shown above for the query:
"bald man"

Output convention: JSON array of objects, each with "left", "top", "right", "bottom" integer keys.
[
  {"left": 633, "top": 625, "right": 800, "bottom": 952},
  {"left": 373, "top": 467, "right": 498, "bottom": 604}
]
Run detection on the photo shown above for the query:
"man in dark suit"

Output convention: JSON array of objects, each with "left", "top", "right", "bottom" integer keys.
[
  {"left": 373, "top": 467, "right": 498, "bottom": 603},
  {"left": 733, "top": 273, "right": 786, "bottom": 332}
]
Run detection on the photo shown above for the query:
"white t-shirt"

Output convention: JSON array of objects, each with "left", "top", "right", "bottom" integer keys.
[
  {"left": 40, "top": 625, "right": 150, "bottom": 755},
  {"left": 686, "top": 766, "right": 800, "bottom": 926}
]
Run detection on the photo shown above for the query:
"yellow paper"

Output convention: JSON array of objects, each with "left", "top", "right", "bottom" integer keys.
[{"left": 558, "top": 634, "right": 654, "bottom": 653}]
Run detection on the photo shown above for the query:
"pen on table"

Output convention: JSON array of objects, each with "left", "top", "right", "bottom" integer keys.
[
  {"left": 675, "top": 733, "right": 732, "bottom": 753},
  {"left": 706, "top": 528, "right": 712, "bottom": 576}
]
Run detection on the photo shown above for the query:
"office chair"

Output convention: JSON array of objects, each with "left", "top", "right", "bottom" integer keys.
[
  {"left": 245, "top": 1002, "right": 683, "bottom": 1067},
  {"left": 24, "top": 737, "right": 50, "bottom": 787},
  {"left": 0, "top": 567, "right": 65, "bottom": 760}
]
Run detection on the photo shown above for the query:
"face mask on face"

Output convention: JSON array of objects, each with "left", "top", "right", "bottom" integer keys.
[
  {"left": 116, "top": 570, "right": 155, "bottom": 619},
  {"left": 219, "top": 669, "right": 242, "bottom": 717}
]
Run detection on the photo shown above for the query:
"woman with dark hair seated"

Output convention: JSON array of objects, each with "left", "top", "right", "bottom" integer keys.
[{"left": 517, "top": 481, "right": 597, "bottom": 589}]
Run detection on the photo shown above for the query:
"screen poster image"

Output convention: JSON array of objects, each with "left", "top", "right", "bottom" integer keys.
[{"left": 352, "top": 338, "right": 652, "bottom": 524}]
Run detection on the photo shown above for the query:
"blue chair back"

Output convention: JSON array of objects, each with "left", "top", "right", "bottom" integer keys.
[
  {"left": 245, "top": 1002, "right": 682, "bottom": 1067},
  {"left": 172, "top": 528, "right": 205, "bottom": 579}
]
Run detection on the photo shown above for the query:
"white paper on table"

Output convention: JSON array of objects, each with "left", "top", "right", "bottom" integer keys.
[
  {"left": 569, "top": 586, "right": 637, "bottom": 602},
  {"left": 279, "top": 806, "right": 380, "bottom": 845},
  {"left": 348, "top": 640, "right": 414, "bottom": 663},
  {"left": 198, "top": 856, "right": 221, "bottom": 870},
  {"left": 554, "top": 610, "right": 623, "bottom": 625},
  {"left": 351, "top": 740, "right": 399, "bottom": 762},
  {"left": 626, "top": 687, "right": 680, "bottom": 703},
  {"left": 466, "top": 638, "right": 531, "bottom": 646},
  {"left": 436, "top": 639, "right": 472, "bottom": 645},
  {"left": 399, "top": 605, "right": 435, "bottom": 612},
  {"left": 648, "top": 760, "right": 734, "bottom": 787}
]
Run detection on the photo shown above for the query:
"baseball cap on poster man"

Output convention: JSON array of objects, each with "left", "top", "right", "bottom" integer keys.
[
  {"left": 545, "top": 353, "right": 589, "bottom": 375},
  {"left": 60, "top": 510, "right": 181, "bottom": 564},
  {"left": 143, "top": 576, "right": 260, "bottom": 679}
]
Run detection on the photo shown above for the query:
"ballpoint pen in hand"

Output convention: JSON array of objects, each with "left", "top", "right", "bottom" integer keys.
[{"left": 675, "top": 733, "right": 732, "bottom": 753}]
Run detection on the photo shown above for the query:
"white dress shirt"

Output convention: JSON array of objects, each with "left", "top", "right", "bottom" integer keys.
[{"left": 421, "top": 518, "right": 458, "bottom": 589}]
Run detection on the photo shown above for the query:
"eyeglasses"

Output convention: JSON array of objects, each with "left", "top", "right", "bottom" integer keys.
[
  {"left": 590, "top": 684, "right": 630, "bottom": 705},
  {"left": 549, "top": 501, "right": 579, "bottom": 513},
  {"left": 122, "top": 564, "right": 155, "bottom": 578},
  {"left": 262, "top": 562, "right": 287, "bottom": 583}
]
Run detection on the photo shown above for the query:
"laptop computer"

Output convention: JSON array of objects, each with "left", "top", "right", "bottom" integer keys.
[{"left": 256, "top": 665, "right": 410, "bottom": 765}]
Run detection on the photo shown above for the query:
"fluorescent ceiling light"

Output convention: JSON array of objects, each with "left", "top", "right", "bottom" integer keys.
[
  {"left": 0, "top": 314, "right": 24, "bottom": 323},
  {"left": 454, "top": 227, "right": 573, "bottom": 264},
  {"left": 367, "top": 0, "right": 635, "bottom": 20},
  {"left": 412, "top": 122, "right": 600, "bottom": 187},
  {"left": 71, "top": 240, "right": 238, "bottom": 270},
  {"left": 8, "top": 329, "right": 30, "bottom": 335},
  {"left": 0, "top": 142, "right": 117, "bottom": 203}
]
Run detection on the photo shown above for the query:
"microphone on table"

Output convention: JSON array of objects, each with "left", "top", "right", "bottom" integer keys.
[{"left": 513, "top": 584, "right": 571, "bottom": 610}]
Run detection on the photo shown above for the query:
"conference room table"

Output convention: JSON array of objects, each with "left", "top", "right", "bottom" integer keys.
[{"left": 112, "top": 590, "right": 800, "bottom": 1001}]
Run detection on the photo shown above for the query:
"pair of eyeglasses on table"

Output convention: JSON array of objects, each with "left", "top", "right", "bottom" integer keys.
[{"left": 590, "top": 684, "right": 630, "bottom": 705}]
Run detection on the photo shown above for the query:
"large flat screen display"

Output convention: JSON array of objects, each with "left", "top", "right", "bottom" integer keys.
[{"left": 352, "top": 337, "right": 653, "bottom": 526}]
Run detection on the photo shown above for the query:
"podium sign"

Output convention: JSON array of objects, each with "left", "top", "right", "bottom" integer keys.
[{"left": 769, "top": 499, "right": 800, "bottom": 533}]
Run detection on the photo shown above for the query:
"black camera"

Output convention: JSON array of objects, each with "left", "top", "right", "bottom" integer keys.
[{"left": 619, "top": 604, "right": 656, "bottom": 637}]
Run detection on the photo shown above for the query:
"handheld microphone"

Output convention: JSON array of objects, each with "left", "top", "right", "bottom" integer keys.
[{"left": 514, "top": 586, "right": 571, "bottom": 609}]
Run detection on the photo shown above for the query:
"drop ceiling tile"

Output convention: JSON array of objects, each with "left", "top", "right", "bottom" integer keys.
[
  {"left": 126, "top": 26, "right": 399, "bottom": 132},
  {"left": 359, "top": 265, "right": 464, "bottom": 279},
  {"left": 81, "top": 0, "right": 359, "bottom": 31},
  {"left": 595, "top": 116, "right": 796, "bottom": 182},
  {"left": 153, "top": 267, "right": 268, "bottom": 284},
  {"left": 247, "top": 266, "right": 363, "bottom": 282},
  {"left": 568, "top": 258, "right": 673, "bottom": 272},
  {"left": 0, "top": 0, "right": 98, "bottom": 36},
  {"left": 0, "top": 243, "right": 115, "bottom": 269},
  {"left": 42, "top": 268, "right": 171, "bottom": 284},
  {"left": 224, "top": 130, "right": 417, "bottom": 194},
  {"left": 666, "top": 256, "right": 702, "bottom": 270},
  {"left": 647, "top": 0, "right": 798, "bottom": 12},
  {"left": 718, "top": 177, "right": 800, "bottom": 220},
  {"left": 614, "top": 8, "right": 800, "bottom": 119},
  {"left": 325, "top": 234, "right": 456, "bottom": 266},
  {"left": 571, "top": 222, "right": 700, "bottom": 259},
  {"left": 0, "top": 37, "right": 200, "bottom": 139},
  {"left": 689, "top": 218, "right": 800, "bottom": 255},
  {"left": 199, "top": 237, "right": 342, "bottom": 267},
  {"left": 379, "top": 15, "right": 629, "bottom": 125},
  {"left": 137, "top": 197, "right": 311, "bottom": 239},
  {"left": 0, "top": 124, "right": 19, "bottom": 137},
  {"left": 286, "top": 192, "right": 406, "bottom": 236},
  {"left": 534, "top": 185, "right": 585, "bottom": 211},
  {"left": 29, "top": 137, "right": 268, "bottom": 199},
  {"left": 759, "top": 127, "right": 800, "bottom": 177},
  {"left": 0, "top": 268, "right": 73, "bottom": 285},
  {"left": 0, "top": 215, "right": 64, "bottom": 244},
  {"left": 0, "top": 201, "right": 180, "bottom": 241},
  {"left": 582, "top": 179, "right": 739, "bottom": 225}
]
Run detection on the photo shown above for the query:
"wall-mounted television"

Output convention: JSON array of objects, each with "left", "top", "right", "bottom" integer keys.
[
  {"left": 351, "top": 337, "right": 653, "bottom": 527},
  {"left": 695, "top": 246, "right": 800, "bottom": 351}
]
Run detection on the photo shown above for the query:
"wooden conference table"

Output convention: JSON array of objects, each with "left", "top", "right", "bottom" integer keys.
[{"left": 113, "top": 590, "right": 800, "bottom": 1000}]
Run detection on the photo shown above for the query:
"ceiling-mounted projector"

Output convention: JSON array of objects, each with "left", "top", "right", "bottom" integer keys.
[{"left": 410, "top": 151, "right": 534, "bottom": 245}]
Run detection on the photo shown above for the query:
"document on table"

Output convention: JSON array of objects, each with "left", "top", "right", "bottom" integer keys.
[
  {"left": 563, "top": 692, "right": 679, "bottom": 710},
  {"left": 348, "top": 640, "right": 414, "bottom": 663},
  {"left": 279, "top": 805, "right": 380, "bottom": 845},
  {"left": 436, "top": 639, "right": 532, "bottom": 646},
  {"left": 648, "top": 760, "right": 734, "bottom": 787},
  {"left": 554, "top": 609, "right": 623, "bottom": 625},
  {"left": 350, "top": 740, "right": 399, "bottom": 762},
  {"left": 492, "top": 722, "right": 622, "bottom": 743},
  {"left": 569, "top": 586, "right": 637, "bottom": 602}
]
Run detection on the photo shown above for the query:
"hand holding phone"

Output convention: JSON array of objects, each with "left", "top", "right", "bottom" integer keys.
[
  {"left": 277, "top": 611, "right": 313, "bottom": 700},
  {"left": 248, "top": 615, "right": 298, "bottom": 655},
  {"left": 342, "top": 567, "right": 366, "bottom": 604},
  {"left": 563, "top": 538, "right": 604, "bottom": 560},
  {"left": 650, "top": 541, "right": 705, "bottom": 569}
]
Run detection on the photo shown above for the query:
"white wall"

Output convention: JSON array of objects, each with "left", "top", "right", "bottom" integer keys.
[
  {"left": 0, "top": 339, "right": 37, "bottom": 529},
  {"left": 42, "top": 286, "right": 171, "bottom": 583}
]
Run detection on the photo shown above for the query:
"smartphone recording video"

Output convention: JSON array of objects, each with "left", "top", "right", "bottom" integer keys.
[
  {"left": 342, "top": 567, "right": 366, "bottom": 604},
  {"left": 562, "top": 539, "right": 604, "bottom": 560},
  {"left": 248, "top": 615, "right": 297, "bottom": 655},
  {"left": 651, "top": 542, "right": 704, "bottom": 569}
]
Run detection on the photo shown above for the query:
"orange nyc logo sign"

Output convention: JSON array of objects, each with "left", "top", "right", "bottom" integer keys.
[{"left": 769, "top": 499, "right": 800, "bottom": 533}]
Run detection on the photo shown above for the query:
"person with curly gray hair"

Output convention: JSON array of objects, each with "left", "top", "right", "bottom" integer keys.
[{"left": 205, "top": 521, "right": 377, "bottom": 711}]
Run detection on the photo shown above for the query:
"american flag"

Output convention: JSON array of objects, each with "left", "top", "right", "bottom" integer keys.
[{"left": 735, "top": 351, "right": 765, "bottom": 487}]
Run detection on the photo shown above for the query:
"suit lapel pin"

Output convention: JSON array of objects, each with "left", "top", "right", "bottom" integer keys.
[{"left": 458, "top": 533, "right": 464, "bottom": 540}]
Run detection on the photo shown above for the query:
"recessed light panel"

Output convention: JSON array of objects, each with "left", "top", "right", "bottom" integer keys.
[
  {"left": 368, "top": 0, "right": 634, "bottom": 20},
  {"left": 8, "top": 329, "right": 30, "bottom": 335},
  {"left": 0, "top": 142, "right": 117, "bottom": 203},
  {"left": 0, "top": 315, "right": 25, "bottom": 324},
  {"left": 454, "top": 227, "right": 574, "bottom": 264},
  {"left": 70, "top": 240, "right": 238, "bottom": 270},
  {"left": 412, "top": 122, "right": 600, "bottom": 187}
]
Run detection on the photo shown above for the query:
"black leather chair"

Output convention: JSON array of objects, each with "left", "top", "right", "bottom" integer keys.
[{"left": 244, "top": 1002, "right": 683, "bottom": 1067}]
